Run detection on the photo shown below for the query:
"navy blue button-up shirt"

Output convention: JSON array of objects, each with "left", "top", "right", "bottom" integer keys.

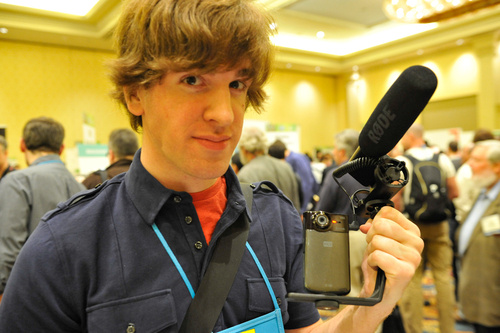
[{"left": 0, "top": 149, "right": 320, "bottom": 332}]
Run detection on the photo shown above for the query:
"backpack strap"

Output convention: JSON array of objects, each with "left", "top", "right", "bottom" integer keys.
[
  {"left": 179, "top": 183, "right": 253, "bottom": 333},
  {"left": 241, "top": 182, "right": 254, "bottom": 215},
  {"left": 97, "top": 169, "right": 108, "bottom": 183}
]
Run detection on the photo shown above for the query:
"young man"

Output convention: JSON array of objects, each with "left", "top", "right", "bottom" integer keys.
[{"left": 0, "top": 1, "right": 423, "bottom": 332}]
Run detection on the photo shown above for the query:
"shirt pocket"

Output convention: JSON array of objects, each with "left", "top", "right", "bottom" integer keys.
[
  {"left": 247, "top": 277, "right": 288, "bottom": 315},
  {"left": 86, "top": 289, "right": 177, "bottom": 333}
]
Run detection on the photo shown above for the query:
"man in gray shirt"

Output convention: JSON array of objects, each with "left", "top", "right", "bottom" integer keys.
[
  {"left": 0, "top": 117, "right": 84, "bottom": 294},
  {"left": 238, "top": 127, "right": 302, "bottom": 212}
]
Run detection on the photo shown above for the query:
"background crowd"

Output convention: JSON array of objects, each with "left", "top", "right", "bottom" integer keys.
[{"left": 0, "top": 116, "right": 498, "bottom": 332}]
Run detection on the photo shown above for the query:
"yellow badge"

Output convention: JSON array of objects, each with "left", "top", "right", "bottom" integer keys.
[{"left": 241, "top": 330, "right": 256, "bottom": 333}]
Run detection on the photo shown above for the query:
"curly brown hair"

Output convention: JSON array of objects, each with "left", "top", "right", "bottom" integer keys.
[{"left": 108, "top": 0, "right": 275, "bottom": 132}]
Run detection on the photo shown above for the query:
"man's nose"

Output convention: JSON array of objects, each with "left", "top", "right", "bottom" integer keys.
[{"left": 203, "top": 88, "right": 235, "bottom": 126}]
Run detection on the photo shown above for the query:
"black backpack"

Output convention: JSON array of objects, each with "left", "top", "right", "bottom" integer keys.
[{"left": 404, "top": 153, "right": 450, "bottom": 223}]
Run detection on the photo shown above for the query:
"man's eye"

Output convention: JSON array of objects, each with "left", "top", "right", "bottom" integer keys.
[
  {"left": 183, "top": 76, "right": 201, "bottom": 86},
  {"left": 229, "top": 80, "right": 246, "bottom": 90}
]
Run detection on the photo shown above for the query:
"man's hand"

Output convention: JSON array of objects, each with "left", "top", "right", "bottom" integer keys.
[{"left": 360, "top": 206, "right": 424, "bottom": 307}]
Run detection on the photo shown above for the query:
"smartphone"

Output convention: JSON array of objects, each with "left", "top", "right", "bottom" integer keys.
[{"left": 303, "top": 211, "right": 350, "bottom": 294}]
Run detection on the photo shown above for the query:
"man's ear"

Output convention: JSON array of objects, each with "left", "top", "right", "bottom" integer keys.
[
  {"left": 123, "top": 86, "right": 144, "bottom": 116},
  {"left": 20, "top": 139, "right": 27, "bottom": 153},
  {"left": 108, "top": 149, "right": 116, "bottom": 164},
  {"left": 58, "top": 144, "right": 65, "bottom": 156}
]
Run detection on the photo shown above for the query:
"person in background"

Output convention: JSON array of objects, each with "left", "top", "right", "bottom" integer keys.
[
  {"left": 230, "top": 152, "right": 243, "bottom": 174},
  {"left": 454, "top": 129, "right": 496, "bottom": 221},
  {"left": 315, "top": 129, "right": 367, "bottom": 225},
  {"left": 0, "top": 1, "right": 423, "bottom": 332},
  {"left": 447, "top": 140, "right": 462, "bottom": 171},
  {"left": 311, "top": 151, "right": 333, "bottom": 185},
  {"left": 0, "top": 135, "right": 18, "bottom": 181},
  {"left": 473, "top": 128, "right": 495, "bottom": 143},
  {"left": 269, "top": 139, "right": 304, "bottom": 208},
  {"left": 82, "top": 128, "right": 139, "bottom": 189},
  {"left": 285, "top": 144, "right": 319, "bottom": 213},
  {"left": 397, "top": 123, "right": 458, "bottom": 333},
  {"left": 237, "top": 127, "right": 301, "bottom": 212},
  {"left": 0, "top": 117, "right": 85, "bottom": 296},
  {"left": 456, "top": 139, "right": 500, "bottom": 333}
]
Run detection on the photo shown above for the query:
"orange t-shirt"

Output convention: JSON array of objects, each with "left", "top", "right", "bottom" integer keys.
[{"left": 190, "top": 177, "right": 227, "bottom": 244}]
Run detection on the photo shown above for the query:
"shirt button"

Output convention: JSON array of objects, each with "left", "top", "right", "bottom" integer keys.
[
  {"left": 277, "top": 297, "right": 282, "bottom": 306},
  {"left": 194, "top": 241, "right": 203, "bottom": 250},
  {"left": 174, "top": 196, "right": 182, "bottom": 203},
  {"left": 126, "top": 323, "right": 135, "bottom": 333},
  {"left": 185, "top": 216, "right": 193, "bottom": 224}
]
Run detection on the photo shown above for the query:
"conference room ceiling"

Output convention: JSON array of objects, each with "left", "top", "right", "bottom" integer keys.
[{"left": 1, "top": 0, "right": 500, "bottom": 74}]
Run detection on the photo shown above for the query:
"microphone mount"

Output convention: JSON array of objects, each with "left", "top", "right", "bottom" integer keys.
[{"left": 334, "top": 155, "right": 409, "bottom": 219}]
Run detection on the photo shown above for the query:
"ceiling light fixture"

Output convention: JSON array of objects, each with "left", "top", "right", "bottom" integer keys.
[
  {"left": 316, "top": 31, "right": 325, "bottom": 39},
  {"left": 0, "top": 0, "right": 100, "bottom": 16},
  {"left": 383, "top": 0, "right": 500, "bottom": 23}
]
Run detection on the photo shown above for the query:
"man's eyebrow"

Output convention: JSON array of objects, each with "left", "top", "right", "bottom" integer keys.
[{"left": 237, "top": 68, "right": 252, "bottom": 78}]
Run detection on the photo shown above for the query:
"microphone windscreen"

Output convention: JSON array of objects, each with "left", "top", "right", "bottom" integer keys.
[{"left": 358, "top": 65, "right": 438, "bottom": 158}]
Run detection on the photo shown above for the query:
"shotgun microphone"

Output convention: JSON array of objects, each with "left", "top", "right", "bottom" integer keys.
[{"left": 339, "top": 65, "right": 438, "bottom": 186}]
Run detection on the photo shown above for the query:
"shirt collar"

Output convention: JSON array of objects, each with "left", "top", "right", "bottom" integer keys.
[
  {"left": 125, "top": 149, "right": 246, "bottom": 227},
  {"left": 30, "top": 154, "right": 63, "bottom": 166}
]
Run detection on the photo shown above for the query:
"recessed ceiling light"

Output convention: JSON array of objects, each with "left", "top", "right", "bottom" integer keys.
[
  {"left": 316, "top": 31, "right": 325, "bottom": 39},
  {"left": 0, "top": 27, "right": 8, "bottom": 34},
  {"left": 315, "top": 66, "right": 321, "bottom": 72},
  {"left": 0, "top": 0, "right": 100, "bottom": 16},
  {"left": 286, "top": 63, "right": 292, "bottom": 69}
]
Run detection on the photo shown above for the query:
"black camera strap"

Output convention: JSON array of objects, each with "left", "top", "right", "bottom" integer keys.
[{"left": 179, "top": 183, "right": 253, "bottom": 333}]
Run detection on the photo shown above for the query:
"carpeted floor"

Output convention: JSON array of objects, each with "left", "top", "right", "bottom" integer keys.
[{"left": 422, "top": 268, "right": 474, "bottom": 333}]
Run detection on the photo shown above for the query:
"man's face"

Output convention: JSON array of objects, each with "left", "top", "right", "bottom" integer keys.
[
  {"left": 468, "top": 145, "right": 498, "bottom": 189},
  {"left": 127, "top": 62, "right": 252, "bottom": 191},
  {"left": 332, "top": 146, "right": 343, "bottom": 165},
  {"left": 400, "top": 133, "right": 412, "bottom": 151}
]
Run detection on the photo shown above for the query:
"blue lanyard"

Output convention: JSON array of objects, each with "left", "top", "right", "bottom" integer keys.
[
  {"left": 152, "top": 223, "right": 279, "bottom": 311},
  {"left": 152, "top": 223, "right": 195, "bottom": 298},
  {"left": 245, "top": 242, "right": 280, "bottom": 310}
]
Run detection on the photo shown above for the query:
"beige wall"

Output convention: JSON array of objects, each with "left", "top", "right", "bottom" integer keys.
[
  {"left": 1, "top": 34, "right": 499, "bottom": 170},
  {"left": 0, "top": 40, "right": 129, "bottom": 169},
  {"left": 245, "top": 69, "right": 342, "bottom": 154},
  {"left": 341, "top": 34, "right": 500, "bottom": 134}
]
